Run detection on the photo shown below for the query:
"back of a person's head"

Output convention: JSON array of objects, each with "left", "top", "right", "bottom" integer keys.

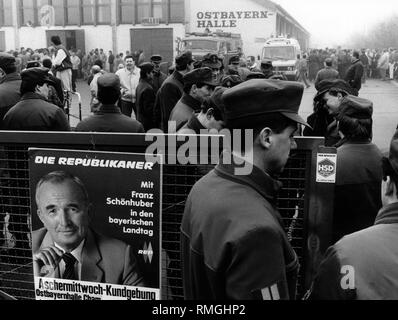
[
  {"left": 50, "top": 35, "right": 62, "bottom": 46},
  {"left": 97, "top": 74, "right": 121, "bottom": 105},
  {"left": 94, "top": 59, "right": 103, "bottom": 69},
  {"left": 353, "top": 51, "right": 360, "bottom": 59},
  {"left": 42, "top": 58, "right": 52, "bottom": 69}
]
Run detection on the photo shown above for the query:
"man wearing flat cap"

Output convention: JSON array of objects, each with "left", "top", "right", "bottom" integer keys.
[
  {"left": 0, "top": 53, "right": 22, "bottom": 127},
  {"left": 303, "top": 79, "right": 354, "bottom": 146},
  {"left": 136, "top": 62, "right": 156, "bottom": 131},
  {"left": 331, "top": 95, "right": 383, "bottom": 243},
  {"left": 202, "top": 53, "right": 223, "bottom": 82},
  {"left": 150, "top": 55, "right": 167, "bottom": 95},
  {"left": 75, "top": 73, "right": 144, "bottom": 133},
  {"left": 2, "top": 67, "right": 70, "bottom": 131},
  {"left": 181, "top": 79, "right": 310, "bottom": 300},
  {"left": 169, "top": 67, "right": 218, "bottom": 132},
  {"left": 314, "top": 57, "right": 340, "bottom": 88},
  {"left": 310, "top": 128, "right": 398, "bottom": 300},
  {"left": 153, "top": 51, "right": 194, "bottom": 131}
]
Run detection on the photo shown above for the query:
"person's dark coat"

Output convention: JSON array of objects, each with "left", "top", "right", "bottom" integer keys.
[
  {"left": 181, "top": 151, "right": 299, "bottom": 300},
  {"left": 169, "top": 93, "right": 201, "bottom": 133},
  {"left": 177, "top": 114, "right": 206, "bottom": 134},
  {"left": 136, "top": 78, "right": 156, "bottom": 131},
  {"left": 49, "top": 73, "right": 64, "bottom": 104},
  {"left": 153, "top": 70, "right": 184, "bottom": 132},
  {"left": 75, "top": 104, "right": 144, "bottom": 133},
  {"left": 333, "top": 141, "right": 383, "bottom": 243},
  {"left": 152, "top": 70, "right": 167, "bottom": 95},
  {"left": 314, "top": 67, "right": 340, "bottom": 88},
  {"left": 344, "top": 59, "right": 364, "bottom": 95},
  {"left": 2, "top": 92, "right": 70, "bottom": 131},
  {"left": 311, "top": 202, "right": 398, "bottom": 300},
  {"left": 0, "top": 72, "right": 22, "bottom": 125}
]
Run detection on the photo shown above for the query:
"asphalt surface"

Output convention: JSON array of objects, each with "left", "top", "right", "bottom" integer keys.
[{"left": 70, "top": 77, "right": 398, "bottom": 152}]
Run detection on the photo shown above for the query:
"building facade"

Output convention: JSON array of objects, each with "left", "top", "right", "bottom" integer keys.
[{"left": 0, "top": 0, "right": 309, "bottom": 62}]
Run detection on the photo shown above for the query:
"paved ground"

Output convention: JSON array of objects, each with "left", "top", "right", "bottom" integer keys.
[{"left": 70, "top": 78, "right": 398, "bottom": 152}]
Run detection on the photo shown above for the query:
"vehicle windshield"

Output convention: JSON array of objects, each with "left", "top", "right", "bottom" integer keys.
[
  {"left": 182, "top": 40, "right": 218, "bottom": 51},
  {"left": 262, "top": 46, "right": 296, "bottom": 60}
]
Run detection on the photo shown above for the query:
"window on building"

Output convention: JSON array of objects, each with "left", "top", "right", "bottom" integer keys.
[
  {"left": 66, "top": 0, "right": 80, "bottom": 25},
  {"left": 20, "top": 0, "right": 36, "bottom": 26},
  {"left": 152, "top": 0, "right": 167, "bottom": 22},
  {"left": 119, "top": 0, "right": 135, "bottom": 24},
  {"left": 0, "top": 0, "right": 14, "bottom": 26},
  {"left": 169, "top": 0, "right": 184, "bottom": 23},
  {"left": 137, "top": 0, "right": 150, "bottom": 23},
  {"left": 97, "top": 0, "right": 111, "bottom": 24},
  {"left": 52, "top": 0, "right": 65, "bottom": 26},
  {"left": 82, "top": 0, "right": 95, "bottom": 25}
]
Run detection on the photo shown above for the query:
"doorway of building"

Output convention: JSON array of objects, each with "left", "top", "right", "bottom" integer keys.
[
  {"left": 130, "top": 28, "right": 173, "bottom": 65},
  {"left": 46, "top": 30, "right": 85, "bottom": 53}
]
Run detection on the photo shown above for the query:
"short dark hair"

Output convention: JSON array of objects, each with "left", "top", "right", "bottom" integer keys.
[
  {"left": 20, "top": 78, "right": 45, "bottom": 95},
  {"left": 125, "top": 55, "right": 134, "bottom": 61},
  {"left": 353, "top": 51, "right": 360, "bottom": 59},
  {"left": 97, "top": 86, "right": 120, "bottom": 105},
  {"left": 50, "top": 35, "right": 62, "bottom": 46},
  {"left": 183, "top": 82, "right": 208, "bottom": 95},
  {"left": 42, "top": 58, "right": 52, "bottom": 69},
  {"left": 325, "top": 59, "right": 333, "bottom": 67}
]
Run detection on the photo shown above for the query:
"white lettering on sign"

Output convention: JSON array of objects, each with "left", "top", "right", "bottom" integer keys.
[{"left": 316, "top": 153, "right": 337, "bottom": 184}]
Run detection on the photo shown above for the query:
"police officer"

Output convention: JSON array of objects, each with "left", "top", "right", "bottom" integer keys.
[
  {"left": 260, "top": 59, "right": 287, "bottom": 80},
  {"left": 202, "top": 53, "right": 223, "bottom": 81},
  {"left": 181, "top": 79, "right": 310, "bottom": 300},
  {"left": 310, "top": 128, "right": 398, "bottom": 300},
  {"left": 150, "top": 54, "right": 167, "bottom": 95}
]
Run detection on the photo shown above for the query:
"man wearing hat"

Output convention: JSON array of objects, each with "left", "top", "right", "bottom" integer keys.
[
  {"left": 178, "top": 87, "right": 226, "bottom": 135},
  {"left": 331, "top": 95, "right": 383, "bottom": 243},
  {"left": 202, "top": 53, "right": 223, "bottom": 81},
  {"left": 310, "top": 129, "right": 398, "bottom": 300},
  {"left": 181, "top": 79, "right": 310, "bottom": 300},
  {"left": 75, "top": 73, "right": 144, "bottom": 133},
  {"left": 314, "top": 57, "right": 340, "bottom": 88},
  {"left": 259, "top": 59, "right": 287, "bottom": 80},
  {"left": 344, "top": 51, "right": 364, "bottom": 96},
  {"left": 220, "top": 74, "right": 242, "bottom": 88},
  {"left": 0, "top": 53, "right": 22, "bottom": 127},
  {"left": 135, "top": 62, "right": 156, "bottom": 131},
  {"left": 153, "top": 51, "right": 194, "bottom": 131},
  {"left": 2, "top": 67, "right": 70, "bottom": 131},
  {"left": 150, "top": 55, "right": 167, "bottom": 95},
  {"left": 169, "top": 67, "right": 218, "bottom": 132},
  {"left": 226, "top": 55, "right": 250, "bottom": 81},
  {"left": 303, "top": 79, "right": 354, "bottom": 146}
]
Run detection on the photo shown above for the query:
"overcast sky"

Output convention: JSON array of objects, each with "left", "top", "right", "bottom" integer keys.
[{"left": 273, "top": 0, "right": 398, "bottom": 47}]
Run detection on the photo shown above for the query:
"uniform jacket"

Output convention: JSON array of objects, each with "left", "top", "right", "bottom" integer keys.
[
  {"left": 0, "top": 73, "right": 22, "bottom": 125},
  {"left": 153, "top": 70, "right": 184, "bottom": 132},
  {"left": 2, "top": 92, "right": 70, "bottom": 131},
  {"left": 152, "top": 71, "right": 167, "bottom": 95},
  {"left": 311, "top": 202, "right": 398, "bottom": 300},
  {"left": 32, "top": 228, "right": 145, "bottom": 286},
  {"left": 181, "top": 151, "right": 299, "bottom": 300},
  {"left": 169, "top": 93, "right": 201, "bottom": 133},
  {"left": 75, "top": 104, "right": 145, "bottom": 133},
  {"left": 333, "top": 141, "right": 383, "bottom": 243},
  {"left": 344, "top": 59, "right": 364, "bottom": 95},
  {"left": 136, "top": 78, "right": 156, "bottom": 131}
]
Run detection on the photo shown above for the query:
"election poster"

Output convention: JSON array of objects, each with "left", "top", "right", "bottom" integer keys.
[{"left": 28, "top": 148, "right": 162, "bottom": 300}]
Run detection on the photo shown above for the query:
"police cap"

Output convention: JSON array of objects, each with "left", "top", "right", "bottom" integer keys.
[
  {"left": 314, "top": 79, "right": 353, "bottom": 101},
  {"left": 202, "top": 53, "right": 222, "bottom": 69},
  {"left": 229, "top": 55, "right": 240, "bottom": 65},
  {"left": 175, "top": 51, "right": 194, "bottom": 68},
  {"left": 150, "top": 54, "right": 162, "bottom": 63},
  {"left": 261, "top": 59, "right": 273, "bottom": 67},
  {"left": 21, "top": 67, "right": 55, "bottom": 86},
  {"left": 183, "top": 67, "right": 219, "bottom": 87},
  {"left": 246, "top": 72, "right": 266, "bottom": 80},
  {"left": 337, "top": 95, "right": 373, "bottom": 120},
  {"left": 222, "top": 79, "right": 310, "bottom": 129}
]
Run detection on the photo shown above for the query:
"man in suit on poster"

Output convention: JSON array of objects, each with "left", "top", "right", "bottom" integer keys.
[{"left": 32, "top": 171, "right": 145, "bottom": 286}]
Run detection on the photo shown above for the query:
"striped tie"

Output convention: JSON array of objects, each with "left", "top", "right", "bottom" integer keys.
[{"left": 62, "top": 253, "right": 77, "bottom": 280}]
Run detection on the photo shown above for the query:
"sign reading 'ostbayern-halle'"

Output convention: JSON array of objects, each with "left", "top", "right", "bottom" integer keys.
[
  {"left": 196, "top": 10, "right": 272, "bottom": 28},
  {"left": 28, "top": 148, "right": 162, "bottom": 300}
]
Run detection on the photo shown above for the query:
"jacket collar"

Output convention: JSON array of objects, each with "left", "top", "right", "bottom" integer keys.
[
  {"left": 181, "top": 93, "right": 202, "bottom": 111},
  {"left": 0, "top": 72, "right": 21, "bottom": 84},
  {"left": 375, "top": 202, "right": 398, "bottom": 225},
  {"left": 214, "top": 150, "right": 282, "bottom": 203},
  {"left": 172, "top": 70, "right": 184, "bottom": 85},
  {"left": 97, "top": 104, "right": 122, "bottom": 114},
  {"left": 20, "top": 92, "right": 48, "bottom": 102},
  {"left": 185, "top": 114, "right": 206, "bottom": 133}
]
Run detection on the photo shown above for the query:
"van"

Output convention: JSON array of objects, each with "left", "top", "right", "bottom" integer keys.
[{"left": 261, "top": 37, "right": 301, "bottom": 80}]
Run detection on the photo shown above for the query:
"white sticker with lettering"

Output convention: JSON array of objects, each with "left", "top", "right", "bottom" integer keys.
[{"left": 316, "top": 153, "right": 337, "bottom": 183}]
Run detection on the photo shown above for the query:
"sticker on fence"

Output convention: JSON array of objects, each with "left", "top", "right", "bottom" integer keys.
[
  {"left": 316, "top": 153, "right": 337, "bottom": 184},
  {"left": 28, "top": 148, "right": 162, "bottom": 300}
]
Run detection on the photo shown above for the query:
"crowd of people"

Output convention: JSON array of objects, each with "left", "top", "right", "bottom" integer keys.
[{"left": 1, "top": 34, "right": 398, "bottom": 300}]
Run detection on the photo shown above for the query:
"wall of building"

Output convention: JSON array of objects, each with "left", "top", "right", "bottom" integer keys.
[{"left": 187, "top": 0, "right": 277, "bottom": 57}]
